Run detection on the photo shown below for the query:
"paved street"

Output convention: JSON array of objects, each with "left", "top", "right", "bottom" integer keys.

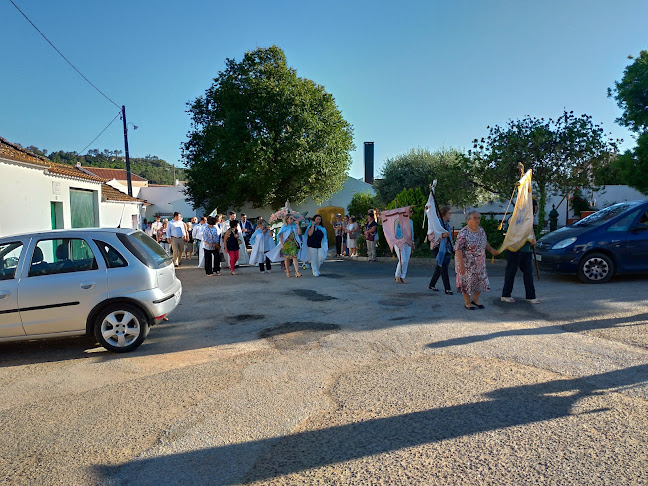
[{"left": 1, "top": 257, "right": 647, "bottom": 485}]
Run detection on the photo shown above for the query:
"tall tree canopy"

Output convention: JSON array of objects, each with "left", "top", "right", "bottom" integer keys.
[
  {"left": 182, "top": 46, "right": 355, "bottom": 211},
  {"left": 469, "top": 112, "right": 618, "bottom": 229},
  {"left": 608, "top": 50, "right": 648, "bottom": 194},
  {"left": 373, "top": 148, "right": 479, "bottom": 207}
]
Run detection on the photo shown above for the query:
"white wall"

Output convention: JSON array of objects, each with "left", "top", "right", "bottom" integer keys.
[
  {"left": 138, "top": 185, "right": 199, "bottom": 220},
  {"left": 0, "top": 160, "right": 102, "bottom": 237},
  {"left": 100, "top": 202, "right": 143, "bottom": 229}
]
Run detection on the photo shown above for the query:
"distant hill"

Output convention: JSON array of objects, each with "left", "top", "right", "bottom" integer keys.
[{"left": 24, "top": 146, "right": 186, "bottom": 185}]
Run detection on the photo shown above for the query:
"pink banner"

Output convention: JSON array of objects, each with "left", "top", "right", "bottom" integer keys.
[{"left": 380, "top": 206, "right": 413, "bottom": 252}]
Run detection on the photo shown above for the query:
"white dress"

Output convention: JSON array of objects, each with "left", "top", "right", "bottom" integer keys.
[{"left": 347, "top": 222, "right": 358, "bottom": 249}]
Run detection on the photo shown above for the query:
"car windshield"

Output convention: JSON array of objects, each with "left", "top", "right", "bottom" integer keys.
[
  {"left": 572, "top": 202, "right": 640, "bottom": 228},
  {"left": 118, "top": 231, "right": 172, "bottom": 269}
]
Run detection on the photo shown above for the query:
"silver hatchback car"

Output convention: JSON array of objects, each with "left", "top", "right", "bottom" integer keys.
[{"left": 0, "top": 228, "right": 182, "bottom": 352}]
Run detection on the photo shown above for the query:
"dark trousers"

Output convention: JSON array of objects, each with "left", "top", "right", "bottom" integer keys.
[
  {"left": 204, "top": 249, "right": 219, "bottom": 275},
  {"left": 429, "top": 254, "right": 451, "bottom": 290},
  {"left": 502, "top": 251, "right": 536, "bottom": 299},
  {"left": 259, "top": 254, "right": 272, "bottom": 271},
  {"left": 335, "top": 235, "right": 342, "bottom": 255}
]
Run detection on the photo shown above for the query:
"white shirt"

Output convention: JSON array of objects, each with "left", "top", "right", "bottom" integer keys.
[
  {"left": 151, "top": 221, "right": 163, "bottom": 233},
  {"left": 193, "top": 223, "right": 205, "bottom": 240},
  {"left": 167, "top": 219, "right": 187, "bottom": 238}
]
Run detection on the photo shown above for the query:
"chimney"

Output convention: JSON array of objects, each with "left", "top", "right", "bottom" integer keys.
[{"left": 364, "top": 142, "right": 374, "bottom": 184}]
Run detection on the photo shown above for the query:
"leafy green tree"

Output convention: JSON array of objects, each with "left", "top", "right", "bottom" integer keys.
[
  {"left": 182, "top": 45, "right": 355, "bottom": 211},
  {"left": 469, "top": 112, "right": 618, "bottom": 229},
  {"left": 374, "top": 148, "right": 479, "bottom": 207},
  {"left": 613, "top": 134, "right": 648, "bottom": 194},
  {"left": 608, "top": 50, "right": 648, "bottom": 132},
  {"left": 347, "top": 191, "right": 377, "bottom": 220},
  {"left": 608, "top": 50, "right": 648, "bottom": 194}
]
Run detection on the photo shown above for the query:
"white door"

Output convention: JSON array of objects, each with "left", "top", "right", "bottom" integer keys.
[
  {"left": 0, "top": 241, "right": 26, "bottom": 338},
  {"left": 18, "top": 238, "right": 108, "bottom": 335}
]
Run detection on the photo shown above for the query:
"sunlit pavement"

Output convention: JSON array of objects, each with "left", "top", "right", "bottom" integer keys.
[{"left": 1, "top": 257, "right": 647, "bottom": 485}]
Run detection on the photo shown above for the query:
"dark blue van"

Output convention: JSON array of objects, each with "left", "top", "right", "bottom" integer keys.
[{"left": 535, "top": 200, "right": 648, "bottom": 283}]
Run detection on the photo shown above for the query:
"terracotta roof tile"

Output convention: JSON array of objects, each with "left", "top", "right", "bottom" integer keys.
[
  {"left": 102, "top": 183, "right": 149, "bottom": 204},
  {"left": 0, "top": 136, "right": 104, "bottom": 182},
  {"left": 83, "top": 167, "right": 147, "bottom": 182}
]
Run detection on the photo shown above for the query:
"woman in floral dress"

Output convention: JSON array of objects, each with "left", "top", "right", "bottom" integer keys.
[
  {"left": 455, "top": 211, "right": 499, "bottom": 309},
  {"left": 278, "top": 214, "right": 303, "bottom": 278}
]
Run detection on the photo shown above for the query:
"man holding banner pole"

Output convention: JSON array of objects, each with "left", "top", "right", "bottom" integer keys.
[{"left": 499, "top": 166, "right": 541, "bottom": 304}]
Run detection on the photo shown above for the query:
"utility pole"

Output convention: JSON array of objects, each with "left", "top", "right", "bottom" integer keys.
[{"left": 121, "top": 105, "right": 133, "bottom": 196}]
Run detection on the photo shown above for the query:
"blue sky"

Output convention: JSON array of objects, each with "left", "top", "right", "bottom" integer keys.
[{"left": 1, "top": 0, "right": 646, "bottom": 180}]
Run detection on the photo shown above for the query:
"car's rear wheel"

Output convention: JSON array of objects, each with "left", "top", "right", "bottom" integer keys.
[
  {"left": 94, "top": 303, "right": 149, "bottom": 352},
  {"left": 578, "top": 252, "right": 614, "bottom": 284}
]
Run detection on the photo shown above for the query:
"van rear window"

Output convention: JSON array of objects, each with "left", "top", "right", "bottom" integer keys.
[{"left": 118, "top": 231, "right": 171, "bottom": 269}]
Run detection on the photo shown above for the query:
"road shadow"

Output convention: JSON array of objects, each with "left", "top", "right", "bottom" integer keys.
[
  {"left": 427, "top": 312, "right": 648, "bottom": 350},
  {"left": 92, "top": 364, "right": 648, "bottom": 485}
]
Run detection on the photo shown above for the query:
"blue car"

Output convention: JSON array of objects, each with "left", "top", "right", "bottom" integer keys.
[{"left": 535, "top": 200, "right": 648, "bottom": 283}]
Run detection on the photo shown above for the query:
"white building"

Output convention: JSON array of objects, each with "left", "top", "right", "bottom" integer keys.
[
  {"left": 0, "top": 137, "right": 148, "bottom": 237},
  {"left": 138, "top": 182, "right": 200, "bottom": 220}
]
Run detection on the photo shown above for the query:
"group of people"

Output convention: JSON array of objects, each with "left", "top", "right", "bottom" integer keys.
[
  {"left": 427, "top": 207, "right": 540, "bottom": 310},
  {"left": 144, "top": 205, "right": 540, "bottom": 309}
]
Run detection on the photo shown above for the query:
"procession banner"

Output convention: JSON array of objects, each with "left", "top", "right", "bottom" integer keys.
[
  {"left": 499, "top": 169, "right": 534, "bottom": 252},
  {"left": 380, "top": 206, "right": 413, "bottom": 252}
]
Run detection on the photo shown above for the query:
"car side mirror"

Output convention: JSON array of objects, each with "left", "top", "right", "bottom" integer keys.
[{"left": 630, "top": 225, "right": 648, "bottom": 233}]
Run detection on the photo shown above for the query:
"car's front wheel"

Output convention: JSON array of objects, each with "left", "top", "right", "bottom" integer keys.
[
  {"left": 578, "top": 252, "right": 614, "bottom": 284},
  {"left": 94, "top": 303, "right": 149, "bottom": 352}
]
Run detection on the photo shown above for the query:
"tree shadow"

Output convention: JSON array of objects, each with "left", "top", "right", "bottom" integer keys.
[
  {"left": 427, "top": 312, "right": 648, "bottom": 350},
  {"left": 92, "top": 364, "right": 648, "bottom": 485}
]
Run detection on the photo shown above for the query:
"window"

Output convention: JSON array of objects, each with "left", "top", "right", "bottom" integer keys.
[
  {"left": 607, "top": 208, "right": 643, "bottom": 232},
  {"left": 117, "top": 231, "right": 171, "bottom": 269},
  {"left": 573, "top": 202, "right": 639, "bottom": 228},
  {"left": 0, "top": 242, "right": 23, "bottom": 280},
  {"left": 28, "top": 238, "right": 98, "bottom": 277},
  {"left": 94, "top": 240, "right": 128, "bottom": 268}
]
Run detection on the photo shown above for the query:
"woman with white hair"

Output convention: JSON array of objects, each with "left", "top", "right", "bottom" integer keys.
[{"left": 455, "top": 210, "right": 499, "bottom": 309}]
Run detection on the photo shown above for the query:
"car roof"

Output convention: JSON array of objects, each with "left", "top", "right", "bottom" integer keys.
[{"left": 0, "top": 227, "right": 138, "bottom": 242}]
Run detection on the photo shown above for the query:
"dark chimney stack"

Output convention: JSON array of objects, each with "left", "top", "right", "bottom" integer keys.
[{"left": 364, "top": 142, "right": 374, "bottom": 184}]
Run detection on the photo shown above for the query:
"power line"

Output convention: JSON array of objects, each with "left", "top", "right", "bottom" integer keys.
[
  {"left": 9, "top": 0, "right": 121, "bottom": 109},
  {"left": 77, "top": 111, "right": 122, "bottom": 155}
]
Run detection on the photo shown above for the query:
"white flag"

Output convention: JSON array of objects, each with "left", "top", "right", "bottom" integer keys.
[{"left": 424, "top": 188, "right": 447, "bottom": 248}]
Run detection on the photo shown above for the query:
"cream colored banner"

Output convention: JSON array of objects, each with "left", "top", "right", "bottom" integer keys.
[{"left": 499, "top": 169, "right": 534, "bottom": 252}]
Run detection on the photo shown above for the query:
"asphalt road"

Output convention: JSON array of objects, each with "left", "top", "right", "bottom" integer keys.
[{"left": 1, "top": 257, "right": 647, "bottom": 485}]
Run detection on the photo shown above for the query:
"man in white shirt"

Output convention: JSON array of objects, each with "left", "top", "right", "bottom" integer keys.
[{"left": 168, "top": 212, "right": 188, "bottom": 267}]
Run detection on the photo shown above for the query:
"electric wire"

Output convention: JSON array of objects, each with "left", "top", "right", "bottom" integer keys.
[
  {"left": 77, "top": 111, "right": 122, "bottom": 155},
  {"left": 9, "top": 0, "right": 121, "bottom": 109}
]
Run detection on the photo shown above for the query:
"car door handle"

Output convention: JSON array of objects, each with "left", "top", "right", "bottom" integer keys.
[
  {"left": 80, "top": 282, "right": 95, "bottom": 290},
  {"left": 0, "top": 290, "right": 9, "bottom": 299}
]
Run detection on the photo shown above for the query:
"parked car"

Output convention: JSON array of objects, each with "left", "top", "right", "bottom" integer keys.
[
  {"left": 535, "top": 200, "right": 648, "bottom": 283},
  {"left": 0, "top": 228, "right": 182, "bottom": 352}
]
